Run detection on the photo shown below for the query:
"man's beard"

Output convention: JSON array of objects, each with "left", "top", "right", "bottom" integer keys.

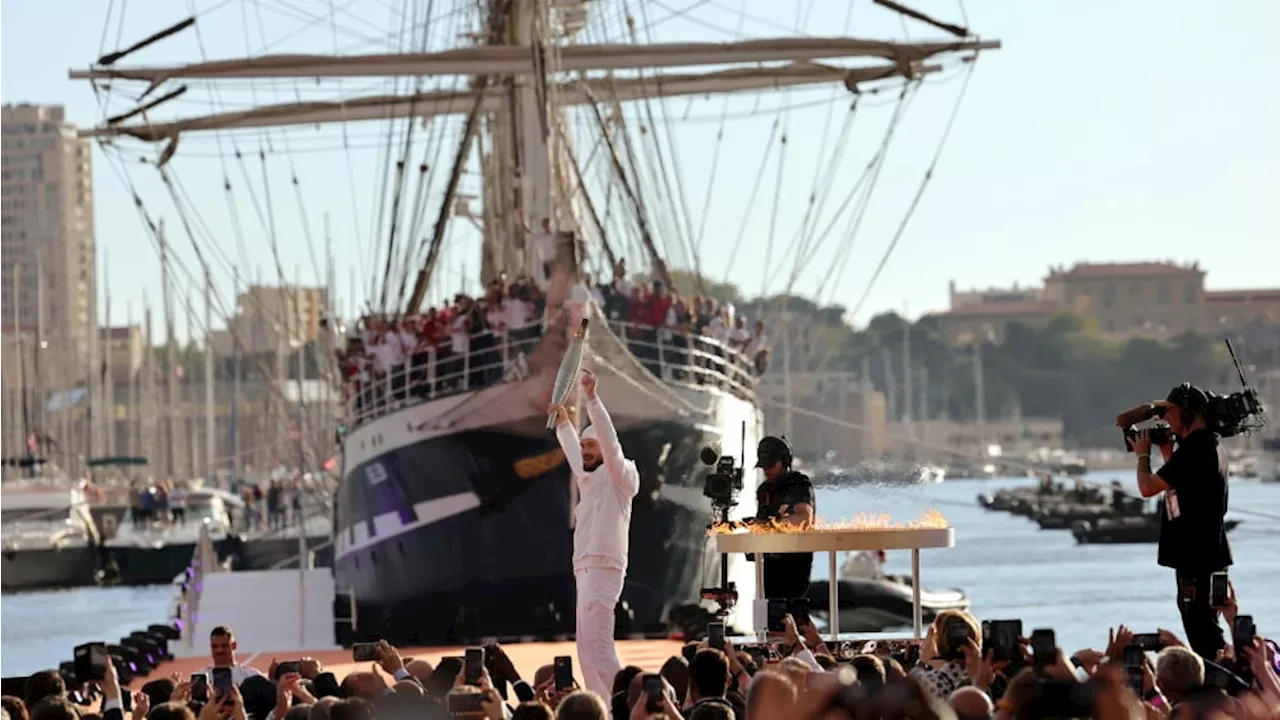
[{"left": 583, "top": 457, "right": 603, "bottom": 472}]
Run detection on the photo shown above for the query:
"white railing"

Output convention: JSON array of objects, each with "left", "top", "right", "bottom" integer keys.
[{"left": 343, "top": 319, "right": 762, "bottom": 428}]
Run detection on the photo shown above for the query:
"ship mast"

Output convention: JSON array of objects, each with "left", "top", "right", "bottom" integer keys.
[{"left": 74, "top": 21, "right": 999, "bottom": 311}]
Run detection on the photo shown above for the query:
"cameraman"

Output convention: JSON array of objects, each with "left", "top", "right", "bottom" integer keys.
[
  {"left": 751, "top": 436, "right": 816, "bottom": 599},
  {"left": 1131, "top": 383, "right": 1232, "bottom": 660}
]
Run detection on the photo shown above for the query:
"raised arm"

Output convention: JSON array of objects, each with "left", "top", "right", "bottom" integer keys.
[
  {"left": 585, "top": 393, "right": 640, "bottom": 499},
  {"left": 554, "top": 407, "right": 586, "bottom": 478}
]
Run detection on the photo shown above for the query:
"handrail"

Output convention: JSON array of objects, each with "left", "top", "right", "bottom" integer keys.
[{"left": 342, "top": 317, "right": 763, "bottom": 428}]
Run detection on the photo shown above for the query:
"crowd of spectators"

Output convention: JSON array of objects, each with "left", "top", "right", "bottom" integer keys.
[
  {"left": 334, "top": 264, "right": 772, "bottom": 420},
  {"left": 10, "top": 600, "right": 1276, "bottom": 720}
]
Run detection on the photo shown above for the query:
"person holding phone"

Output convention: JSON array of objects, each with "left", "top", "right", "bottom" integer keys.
[
  {"left": 750, "top": 436, "right": 816, "bottom": 600},
  {"left": 1130, "top": 383, "right": 1232, "bottom": 660},
  {"left": 197, "top": 626, "right": 265, "bottom": 690},
  {"left": 551, "top": 369, "right": 641, "bottom": 699}
]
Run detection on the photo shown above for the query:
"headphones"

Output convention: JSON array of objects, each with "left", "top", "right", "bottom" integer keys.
[
  {"left": 1165, "top": 382, "right": 1208, "bottom": 425},
  {"left": 756, "top": 435, "right": 795, "bottom": 469}
]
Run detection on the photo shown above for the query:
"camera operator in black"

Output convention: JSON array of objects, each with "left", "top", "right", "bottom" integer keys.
[
  {"left": 751, "top": 436, "right": 816, "bottom": 599},
  {"left": 1131, "top": 383, "right": 1232, "bottom": 660}
]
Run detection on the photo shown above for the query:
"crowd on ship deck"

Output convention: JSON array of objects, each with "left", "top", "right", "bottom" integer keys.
[
  {"left": 334, "top": 262, "right": 772, "bottom": 421},
  {"left": 7, "top": 601, "right": 1277, "bottom": 720}
]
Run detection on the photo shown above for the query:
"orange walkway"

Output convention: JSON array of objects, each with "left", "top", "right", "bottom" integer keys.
[{"left": 130, "top": 639, "right": 683, "bottom": 688}]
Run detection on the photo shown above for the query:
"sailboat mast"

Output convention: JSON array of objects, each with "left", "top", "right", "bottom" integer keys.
[
  {"left": 513, "top": 0, "right": 553, "bottom": 232},
  {"left": 973, "top": 341, "right": 986, "bottom": 455},
  {"left": 35, "top": 249, "right": 46, "bottom": 463},
  {"left": 103, "top": 252, "right": 114, "bottom": 456},
  {"left": 230, "top": 271, "right": 241, "bottom": 484},
  {"left": 902, "top": 303, "right": 912, "bottom": 424},
  {"left": 204, "top": 268, "right": 215, "bottom": 483},
  {"left": 160, "top": 220, "right": 178, "bottom": 479},
  {"left": 143, "top": 301, "right": 156, "bottom": 473}
]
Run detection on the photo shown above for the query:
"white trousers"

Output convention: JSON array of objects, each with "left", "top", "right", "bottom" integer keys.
[{"left": 574, "top": 566, "right": 625, "bottom": 698}]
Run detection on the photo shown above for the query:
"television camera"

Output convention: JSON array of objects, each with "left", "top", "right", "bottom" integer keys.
[
  {"left": 1117, "top": 339, "right": 1266, "bottom": 451},
  {"left": 698, "top": 424, "right": 747, "bottom": 618}
]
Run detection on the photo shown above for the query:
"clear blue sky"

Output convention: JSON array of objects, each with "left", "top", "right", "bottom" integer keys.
[{"left": 3, "top": 0, "right": 1277, "bottom": 339}]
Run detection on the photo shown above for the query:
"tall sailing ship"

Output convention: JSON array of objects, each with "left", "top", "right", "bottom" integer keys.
[{"left": 74, "top": 0, "right": 997, "bottom": 642}]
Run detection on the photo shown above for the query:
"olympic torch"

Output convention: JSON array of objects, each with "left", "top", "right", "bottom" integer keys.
[{"left": 547, "top": 318, "right": 591, "bottom": 430}]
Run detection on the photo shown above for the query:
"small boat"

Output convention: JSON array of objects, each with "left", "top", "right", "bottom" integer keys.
[
  {"left": 1071, "top": 515, "right": 1242, "bottom": 544},
  {"left": 1, "top": 481, "right": 104, "bottom": 591},
  {"left": 802, "top": 551, "right": 970, "bottom": 633}
]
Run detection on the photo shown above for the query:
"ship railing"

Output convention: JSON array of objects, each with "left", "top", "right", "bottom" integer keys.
[
  {"left": 343, "top": 318, "right": 762, "bottom": 428},
  {"left": 604, "top": 320, "right": 761, "bottom": 400}
]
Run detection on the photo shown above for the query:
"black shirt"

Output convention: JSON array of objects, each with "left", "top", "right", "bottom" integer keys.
[
  {"left": 1155, "top": 428, "right": 1232, "bottom": 573},
  {"left": 755, "top": 471, "right": 816, "bottom": 599}
]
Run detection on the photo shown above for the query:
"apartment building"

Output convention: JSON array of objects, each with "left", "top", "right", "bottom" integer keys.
[
  {"left": 209, "top": 284, "right": 330, "bottom": 357},
  {"left": 935, "top": 261, "right": 1280, "bottom": 345},
  {"left": 1, "top": 104, "right": 96, "bottom": 365}
]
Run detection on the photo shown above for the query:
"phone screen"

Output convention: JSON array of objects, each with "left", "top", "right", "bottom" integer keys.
[
  {"left": 766, "top": 598, "right": 786, "bottom": 633},
  {"left": 642, "top": 674, "right": 663, "bottom": 712},
  {"left": 211, "top": 667, "right": 234, "bottom": 696},
  {"left": 1233, "top": 615, "right": 1255, "bottom": 651},
  {"left": 446, "top": 692, "right": 486, "bottom": 714},
  {"left": 1131, "top": 633, "right": 1161, "bottom": 651},
  {"left": 983, "top": 620, "right": 1023, "bottom": 663},
  {"left": 1209, "top": 572, "right": 1229, "bottom": 607},
  {"left": 74, "top": 643, "right": 110, "bottom": 683},
  {"left": 190, "top": 674, "right": 209, "bottom": 703},
  {"left": 1030, "top": 629, "right": 1056, "bottom": 665},
  {"left": 787, "top": 597, "right": 811, "bottom": 628},
  {"left": 553, "top": 656, "right": 574, "bottom": 691},
  {"left": 1122, "top": 646, "right": 1145, "bottom": 692},
  {"left": 708, "top": 622, "right": 725, "bottom": 651},
  {"left": 352, "top": 643, "right": 380, "bottom": 662},
  {"left": 464, "top": 647, "right": 485, "bottom": 685}
]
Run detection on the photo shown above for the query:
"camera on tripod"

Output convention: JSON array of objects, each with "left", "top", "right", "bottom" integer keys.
[
  {"left": 700, "top": 446, "right": 744, "bottom": 515},
  {"left": 699, "top": 435, "right": 747, "bottom": 619}
]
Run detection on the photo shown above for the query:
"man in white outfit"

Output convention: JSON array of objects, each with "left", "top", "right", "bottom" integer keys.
[{"left": 552, "top": 369, "right": 640, "bottom": 698}]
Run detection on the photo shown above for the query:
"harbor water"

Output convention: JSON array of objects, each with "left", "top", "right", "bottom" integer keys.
[{"left": 4, "top": 472, "right": 1278, "bottom": 677}]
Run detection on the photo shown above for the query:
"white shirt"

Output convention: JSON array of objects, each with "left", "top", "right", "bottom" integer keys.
[
  {"left": 556, "top": 397, "right": 640, "bottom": 573},
  {"left": 197, "top": 664, "right": 264, "bottom": 688},
  {"left": 369, "top": 340, "right": 403, "bottom": 373},
  {"left": 397, "top": 331, "right": 418, "bottom": 355},
  {"left": 504, "top": 297, "right": 534, "bottom": 329},
  {"left": 531, "top": 232, "right": 556, "bottom": 264},
  {"left": 730, "top": 326, "right": 752, "bottom": 349},
  {"left": 707, "top": 315, "right": 727, "bottom": 343},
  {"left": 746, "top": 332, "right": 768, "bottom": 357},
  {"left": 449, "top": 315, "right": 471, "bottom": 354}
]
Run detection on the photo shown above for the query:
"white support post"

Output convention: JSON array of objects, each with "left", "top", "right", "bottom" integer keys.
[
  {"left": 828, "top": 550, "right": 840, "bottom": 642},
  {"left": 911, "top": 548, "right": 923, "bottom": 640}
]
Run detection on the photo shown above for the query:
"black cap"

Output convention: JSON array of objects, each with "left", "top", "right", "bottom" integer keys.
[{"left": 755, "top": 436, "right": 793, "bottom": 469}]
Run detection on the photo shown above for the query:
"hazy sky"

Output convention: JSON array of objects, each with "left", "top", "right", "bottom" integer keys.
[{"left": 2, "top": 0, "right": 1277, "bottom": 338}]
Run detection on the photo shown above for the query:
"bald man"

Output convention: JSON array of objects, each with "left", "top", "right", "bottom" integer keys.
[
  {"left": 949, "top": 686, "right": 994, "bottom": 720},
  {"left": 553, "top": 369, "right": 640, "bottom": 698}
]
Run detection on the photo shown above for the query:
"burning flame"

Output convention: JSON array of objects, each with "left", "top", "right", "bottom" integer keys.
[{"left": 708, "top": 509, "right": 950, "bottom": 535}]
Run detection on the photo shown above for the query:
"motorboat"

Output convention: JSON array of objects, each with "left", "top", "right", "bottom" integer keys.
[
  {"left": 1, "top": 481, "right": 103, "bottom": 590},
  {"left": 802, "top": 551, "right": 970, "bottom": 633}
]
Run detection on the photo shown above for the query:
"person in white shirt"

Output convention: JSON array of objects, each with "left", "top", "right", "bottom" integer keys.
[
  {"left": 746, "top": 320, "right": 768, "bottom": 359},
  {"left": 198, "top": 625, "right": 264, "bottom": 689},
  {"left": 551, "top": 369, "right": 640, "bottom": 698}
]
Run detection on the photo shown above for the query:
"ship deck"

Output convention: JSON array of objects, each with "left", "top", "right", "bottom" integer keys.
[{"left": 130, "top": 638, "right": 684, "bottom": 688}]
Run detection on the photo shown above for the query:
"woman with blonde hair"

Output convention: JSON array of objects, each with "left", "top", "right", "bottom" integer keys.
[{"left": 909, "top": 609, "right": 983, "bottom": 699}]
